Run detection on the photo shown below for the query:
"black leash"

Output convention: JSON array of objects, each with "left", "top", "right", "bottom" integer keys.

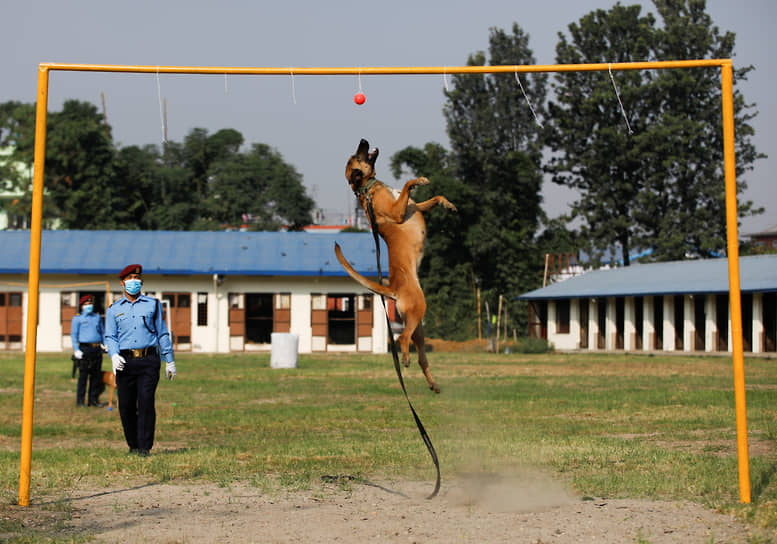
[{"left": 365, "top": 196, "right": 441, "bottom": 499}]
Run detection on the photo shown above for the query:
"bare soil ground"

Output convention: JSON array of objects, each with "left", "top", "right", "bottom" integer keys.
[{"left": 5, "top": 473, "right": 773, "bottom": 543}]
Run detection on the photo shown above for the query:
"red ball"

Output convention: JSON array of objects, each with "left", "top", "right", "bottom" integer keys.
[{"left": 354, "top": 92, "right": 366, "bottom": 105}]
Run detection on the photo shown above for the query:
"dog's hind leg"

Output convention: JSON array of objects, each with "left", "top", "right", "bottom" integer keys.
[{"left": 411, "top": 322, "right": 440, "bottom": 394}]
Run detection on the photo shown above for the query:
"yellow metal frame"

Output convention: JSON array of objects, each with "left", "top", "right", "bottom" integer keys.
[{"left": 18, "top": 59, "right": 749, "bottom": 505}]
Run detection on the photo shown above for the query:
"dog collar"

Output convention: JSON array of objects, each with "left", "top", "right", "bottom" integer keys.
[{"left": 358, "top": 177, "right": 380, "bottom": 196}]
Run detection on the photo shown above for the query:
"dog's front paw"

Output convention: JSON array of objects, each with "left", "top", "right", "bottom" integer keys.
[
  {"left": 442, "top": 198, "right": 457, "bottom": 212},
  {"left": 414, "top": 177, "right": 430, "bottom": 187}
]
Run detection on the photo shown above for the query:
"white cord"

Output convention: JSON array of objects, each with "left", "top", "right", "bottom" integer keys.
[
  {"left": 514, "top": 68, "right": 543, "bottom": 127},
  {"left": 609, "top": 64, "right": 633, "bottom": 134},
  {"left": 290, "top": 67, "right": 297, "bottom": 104},
  {"left": 156, "top": 66, "right": 166, "bottom": 143}
]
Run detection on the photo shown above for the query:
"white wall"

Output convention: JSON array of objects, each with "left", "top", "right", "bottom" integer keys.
[{"left": 3, "top": 273, "right": 388, "bottom": 354}]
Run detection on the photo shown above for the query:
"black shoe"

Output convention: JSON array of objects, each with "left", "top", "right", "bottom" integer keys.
[
  {"left": 137, "top": 449, "right": 150, "bottom": 457},
  {"left": 89, "top": 402, "right": 108, "bottom": 408},
  {"left": 128, "top": 448, "right": 139, "bottom": 455}
]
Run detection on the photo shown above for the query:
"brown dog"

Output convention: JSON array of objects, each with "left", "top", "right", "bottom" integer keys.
[
  {"left": 102, "top": 371, "right": 116, "bottom": 410},
  {"left": 335, "top": 139, "right": 456, "bottom": 393}
]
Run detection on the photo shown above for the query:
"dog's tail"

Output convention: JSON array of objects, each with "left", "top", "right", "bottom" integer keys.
[{"left": 334, "top": 243, "right": 396, "bottom": 299}]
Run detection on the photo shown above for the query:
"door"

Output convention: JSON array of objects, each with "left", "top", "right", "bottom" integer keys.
[
  {"left": 615, "top": 297, "right": 624, "bottom": 350},
  {"left": 228, "top": 293, "right": 245, "bottom": 351},
  {"left": 162, "top": 293, "right": 191, "bottom": 350},
  {"left": 579, "top": 298, "right": 589, "bottom": 349},
  {"left": 715, "top": 294, "right": 728, "bottom": 351},
  {"left": 327, "top": 294, "right": 355, "bottom": 345},
  {"left": 634, "top": 296, "right": 644, "bottom": 350},
  {"left": 60, "top": 292, "right": 77, "bottom": 336},
  {"left": 596, "top": 298, "right": 606, "bottom": 349},
  {"left": 0, "top": 292, "right": 23, "bottom": 350},
  {"left": 245, "top": 293, "right": 273, "bottom": 344},
  {"left": 273, "top": 293, "right": 291, "bottom": 333},
  {"left": 764, "top": 293, "right": 776, "bottom": 352},
  {"left": 694, "top": 296, "right": 706, "bottom": 351},
  {"left": 653, "top": 296, "right": 664, "bottom": 350},
  {"left": 674, "top": 295, "right": 684, "bottom": 351},
  {"left": 356, "top": 294, "right": 373, "bottom": 351},
  {"left": 311, "top": 294, "right": 328, "bottom": 351}
]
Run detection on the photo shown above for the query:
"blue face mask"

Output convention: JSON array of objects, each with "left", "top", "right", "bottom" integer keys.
[
  {"left": 124, "top": 279, "right": 142, "bottom": 296},
  {"left": 82, "top": 304, "right": 94, "bottom": 314}
]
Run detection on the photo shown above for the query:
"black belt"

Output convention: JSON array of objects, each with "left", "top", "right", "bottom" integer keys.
[
  {"left": 80, "top": 342, "right": 101, "bottom": 348},
  {"left": 120, "top": 346, "right": 157, "bottom": 359}
]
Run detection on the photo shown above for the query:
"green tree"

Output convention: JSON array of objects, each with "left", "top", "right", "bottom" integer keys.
[
  {"left": 644, "top": 0, "right": 763, "bottom": 259},
  {"left": 205, "top": 142, "right": 314, "bottom": 231},
  {"left": 547, "top": 1, "right": 762, "bottom": 264},
  {"left": 0, "top": 101, "right": 36, "bottom": 226},
  {"left": 443, "top": 23, "right": 549, "bottom": 333},
  {"left": 390, "top": 143, "right": 478, "bottom": 339},
  {"left": 40, "top": 100, "right": 117, "bottom": 229}
]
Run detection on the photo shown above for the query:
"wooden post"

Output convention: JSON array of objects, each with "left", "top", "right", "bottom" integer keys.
[
  {"left": 478, "top": 287, "right": 483, "bottom": 340},
  {"left": 503, "top": 303, "right": 508, "bottom": 345},
  {"left": 496, "top": 295, "right": 503, "bottom": 353}
]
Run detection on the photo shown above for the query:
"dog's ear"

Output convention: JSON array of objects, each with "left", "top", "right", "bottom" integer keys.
[{"left": 357, "top": 139, "right": 370, "bottom": 157}]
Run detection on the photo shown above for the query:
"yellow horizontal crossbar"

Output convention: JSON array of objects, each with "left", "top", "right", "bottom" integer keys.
[{"left": 40, "top": 59, "right": 730, "bottom": 76}]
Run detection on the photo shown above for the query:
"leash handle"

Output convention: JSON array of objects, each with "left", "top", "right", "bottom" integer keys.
[{"left": 365, "top": 197, "right": 441, "bottom": 499}]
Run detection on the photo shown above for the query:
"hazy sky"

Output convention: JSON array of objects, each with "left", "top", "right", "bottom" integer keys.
[{"left": 3, "top": 0, "right": 774, "bottom": 235}]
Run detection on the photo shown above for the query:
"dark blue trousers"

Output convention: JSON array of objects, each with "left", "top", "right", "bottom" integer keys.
[
  {"left": 116, "top": 355, "right": 161, "bottom": 451},
  {"left": 76, "top": 345, "right": 103, "bottom": 406}
]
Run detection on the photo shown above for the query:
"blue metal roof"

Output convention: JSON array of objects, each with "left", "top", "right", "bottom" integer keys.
[
  {"left": 520, "top": 254, "right": 777, "bottom": 300},
  {"left": 0, "top": 230, "right": 389, "bottom": 278}
]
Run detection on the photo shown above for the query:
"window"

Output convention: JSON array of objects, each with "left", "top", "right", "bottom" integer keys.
[
  {"left": 276, "top": 294, "right": 291, "bottom": 309},
  {"left": 311, "top": 294, "right": 327, "bottom": 310},
  {"left": 197, "top": 292, "right": 208, "bottom": 326},
  {"left": 556, "top": 300, "right": 570, "bottom": 334}
]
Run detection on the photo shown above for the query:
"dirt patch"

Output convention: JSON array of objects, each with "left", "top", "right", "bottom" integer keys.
[
  {"left": 426, "top": 338, "right": 488, "bottom": 352},
  {"left": 7, "top": 474, "right": 773, "bottom": 544}
]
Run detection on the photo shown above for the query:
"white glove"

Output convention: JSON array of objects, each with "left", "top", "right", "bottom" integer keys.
[
  {"left": 74, "top": 349, "right": 83, "bottom": 360},
  {"left": 111, "top": 353, "right": 126, "bottom": 373},
  {"left": 100, "top": 344, "right": 107, "bottom": 352},
  {"left": 166, "top": 361, "right": 176, "bottom": 380}
]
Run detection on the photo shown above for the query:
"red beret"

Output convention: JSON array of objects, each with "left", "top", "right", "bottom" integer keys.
[
  {"left": 119, "top": 264, "right": 143, "bottom": 279},
  {"left": 79, "top": 295, "right": 94, "bottom": 306}
]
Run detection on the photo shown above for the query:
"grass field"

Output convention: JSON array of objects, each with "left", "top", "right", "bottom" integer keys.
[{"left": 0, "top": 349, "right": 775, "bottom": 540}]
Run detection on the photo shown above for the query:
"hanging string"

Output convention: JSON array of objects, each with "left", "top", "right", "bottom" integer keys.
[
  {"left": 289, "top": 67, "right": 297, "bottom": 104},
  {"left": 514, "top": 67, "right": 543, "bottom": 128},
  {"left": 442, "top": 65, "right": 450, "bottom": 92},
  {"left": 357, "top": 66, "right": 363, "bottom": 93},
  {"left": 156, "top": 66, "right": 167, "bottom": 143},
  {"left": 224, "top": 73, "right": 228, "bottom": 95},
  {"left": 609, "top": 64, "right": 633, "bottom": 134}
]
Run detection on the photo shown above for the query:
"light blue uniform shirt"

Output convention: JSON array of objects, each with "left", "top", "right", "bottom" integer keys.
[
  {"left": 105, "top": 295, "right": 174, "bottom": 363},
  {"left": 71, "top": 312, "right": 104, "bottom": 346}
]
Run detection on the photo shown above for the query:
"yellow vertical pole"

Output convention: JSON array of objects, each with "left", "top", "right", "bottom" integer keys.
[
  {"left": 18, "top": 65, "right": 49, "bottom": 507},
  {"left": 720, "top": 61, "right": 750, "bottom": 503}
]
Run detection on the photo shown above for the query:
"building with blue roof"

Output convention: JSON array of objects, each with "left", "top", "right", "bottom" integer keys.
[
  {"left": 518, "top": 254, "right": 777, "bottom": 354},
  {"left": 0, "top": 230, "right": 390, "bottom": 354}
]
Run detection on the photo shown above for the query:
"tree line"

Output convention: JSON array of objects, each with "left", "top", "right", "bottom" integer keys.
[
  {"left": 0, "top": 104, "right": 315, "bottom": 231},
  {"left": 0, "top": 1, "right": 764, "bottom": 339}
]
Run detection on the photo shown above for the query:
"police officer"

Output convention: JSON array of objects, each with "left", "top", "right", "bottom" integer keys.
[
  {"left": 105, "top": 264, "right": 176, "bottom": 456},
  {"left": 71, "top": 294, "right": 106, "bottom": 407}
]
